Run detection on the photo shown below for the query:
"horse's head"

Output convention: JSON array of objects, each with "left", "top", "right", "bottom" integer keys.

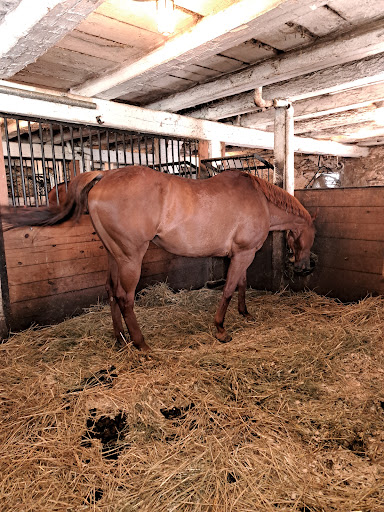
[{"left": 286, "top": 220, "right": 316, "bottom": 275}]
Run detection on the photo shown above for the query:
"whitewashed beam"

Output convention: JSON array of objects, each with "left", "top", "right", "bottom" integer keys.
[
  {"left": 238, "top": 83, "right": 384, "bottom": 129},
  {"left": 187, "top": 55, "right": 384, "bottom": 120},
  {"left": 0, "top": 87, "right": 368, "bottom": 158},
  {"left": 293, "top": 107, "right": 380, "bottom": 135},
  {"left": 0, "top": 0, "right": 104, "bottom": 78},
  {"left": 71, "top": 0, "right": 330, "bottom": 99},
  {"left": 148, "top": 20, "right": 384, "bottom": 112}
]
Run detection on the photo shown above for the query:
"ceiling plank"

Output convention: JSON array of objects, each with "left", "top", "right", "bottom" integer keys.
[
  {"left": 0, "top": 0, "right": 104, "bottom": 78},
  {"left": 148, "top": 19, "right": 384, "bottom": 112},
  {"left": 0, "top": 83, "right": 368, "bottom": 158},
  {"left": 186, "top": 54, "right": 384, "bottom": 120},
  {"left": 238, "top": 83, "right": 384, "bottom": 129},
  {"left": 71, "top": 0, "right": 330, "bottom": 98}
]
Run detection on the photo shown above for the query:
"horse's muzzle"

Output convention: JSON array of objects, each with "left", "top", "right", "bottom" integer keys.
[{"left": 293, "top": 254, "right": 317, "bottom": 276}]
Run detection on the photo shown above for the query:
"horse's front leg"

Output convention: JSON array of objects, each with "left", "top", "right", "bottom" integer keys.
[{"left": 214, "top": 250, "right": 255, "bottom": 343}]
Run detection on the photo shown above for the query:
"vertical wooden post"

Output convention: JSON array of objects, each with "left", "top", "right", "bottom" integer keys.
[
  {"left": 272, "top": 103, "right": 295, "bottom": 291},
  {"left": 0, "top": 128, "right": 11, "bottom": 338},
  {"left": 285, "top": 104, "right": 295, "bottom": 195}
]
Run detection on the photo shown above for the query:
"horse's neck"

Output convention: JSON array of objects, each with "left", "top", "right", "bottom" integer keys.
[{"left": 267, "top": 202, "right": 308, "bottom": 232}]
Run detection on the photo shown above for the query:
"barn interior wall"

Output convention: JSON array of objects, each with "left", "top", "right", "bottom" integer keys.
[
  {"left": 291, "top": 186, "right": 384, "bottom": 301},
  {"left": 4, "top": 216, "right": 217, "bottom": 332}
]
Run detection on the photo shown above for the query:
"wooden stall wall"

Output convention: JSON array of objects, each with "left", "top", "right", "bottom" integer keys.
[
  {"left": 3, "top": 215, "right": 217, "bottom": 331},
  {"left": 292, "top": 187, "right": 384, "bottom": 301}
]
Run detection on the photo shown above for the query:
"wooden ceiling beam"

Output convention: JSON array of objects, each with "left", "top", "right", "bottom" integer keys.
[
  {"left": 71, "top": 0, "right": 330, "bottom": 99},
  {"left": 186, "top": 55, "right": 384, "bottom": 120},
  {"left": 0, "top": 84, "right": 368, "bottom": 157},
  {"left": 0, "top": 0, "right": 104, "bottom": 78},
  {"left": 238, "top": 83, "right": 384, "bottom": 130},
  {"left": 148, "top": 19, "right": 384, "bottom": 112}
]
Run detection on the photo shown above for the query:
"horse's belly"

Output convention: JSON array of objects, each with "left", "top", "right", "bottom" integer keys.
[{"left": 152, "top": 232, "right": 231, "bottom": 258}]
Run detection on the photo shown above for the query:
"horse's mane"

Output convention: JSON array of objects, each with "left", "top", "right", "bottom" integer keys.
[{"left": 244, "top": 173, "right": 312, "bottom": 224}]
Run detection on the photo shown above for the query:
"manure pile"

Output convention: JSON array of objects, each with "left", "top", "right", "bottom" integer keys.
[{"left": 0, "top": 284, "right": 383, "bottom": 512}]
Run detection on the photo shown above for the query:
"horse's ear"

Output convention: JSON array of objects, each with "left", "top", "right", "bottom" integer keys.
[{"left": 286, "top": 230, "right": 295, "bottom": 250}]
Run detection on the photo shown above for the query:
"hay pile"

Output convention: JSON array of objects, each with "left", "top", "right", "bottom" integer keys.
[{"left": 0, "top": 284, "right": 383, "bottom": 511}]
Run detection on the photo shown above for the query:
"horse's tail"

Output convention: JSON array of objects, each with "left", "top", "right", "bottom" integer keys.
[{"left": 2, "top": 171, "right": 105, "bottom": 229}]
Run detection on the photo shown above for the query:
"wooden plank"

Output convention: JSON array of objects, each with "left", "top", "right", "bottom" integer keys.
[
  {"left": 290, "top": 267, "right": 384, "bottom": 301},
  {"left": 9, "top": 269, "right": 107, "bottom": 303},
  {"left": 8, "top": 255, "right": 108, "bottom": 287},
  {"left": 10, "top": 285, "right": 107, "bottom": 330},
  {"left": 296, "top": 187, "right": 384, "bottom": 207},
  {"left": 5, "top": 240, "right": 106, "bottom": 267},
  {"left": 56, "top": 30, "right": 143, "bottom": 64},
  {"left": 313, "top": 222, "right": 384, "bottom": 241},
  {"left": 312, "top": 237, "right": 383, "bottom": 274},
  {"left": 310, "top": 206, "right": 384, "bottom": 225},
  {"left": 77, "top": 12, "right": 165, "bottom": 50},
  {"left": 0, "top": 0, "right": 104, "bottom": 78}
]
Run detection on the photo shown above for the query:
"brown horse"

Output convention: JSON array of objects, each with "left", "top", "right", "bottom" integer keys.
[{"left": 4, "top": 166, "right": 315, "bottom": 352}]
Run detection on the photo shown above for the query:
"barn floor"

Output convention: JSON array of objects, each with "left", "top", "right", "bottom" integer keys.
[{"left": 0, "top": 284, "right": 383, "bottom": 512}]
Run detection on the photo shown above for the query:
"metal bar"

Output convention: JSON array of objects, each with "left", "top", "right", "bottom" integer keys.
[
  {"left": 122, "top": 132, "right": 127, "bottom": 166},
  {"left": 16, "top": 119, "right": 27, "bottom": 205},
  {"left": 88, "top": 128, "right": 94, "bottom": 171},
  {"left": 171, "top": 137, "right": 175, "bottom": 174},
  {"left": 130, "top": 135, "right": 134, "bottom": 165},
  {"left": 138, "top": 136, "right": 142, "bottom": 166},
  {"left": 80, "top": 126, "right": 86, "bottom": 174},
  {"left": 69, "top": 125, "right": 76, "bottom": 177},
  {"left": 38, "top": 121, "right": 49, "bottom": 204},
  {"left": 3, "top": 118, "right": 16, "bottom": 205},
  {"left": 115, "top": 131, "right": 119, "bottom": 168},
  {"left": 49, "top": 124, "right": 59, "bottom": 203},
  {"left": 106, "top": 129, "right": 111, "bottom": 169},
  {"left": 151, "top": 136, "right": 155, "bottom": 169},
  {"left": 177, "top": 140, "right": 181, "bottom": 175},
  {"left": 98, "top": 130, "right": 103, "bottom": 169},
  {"left": 144, "top": 136, "right": 149, "bottom": 167},
  {"left": 60, "top": 125, "right": 68, "bottom": 189},
  {"left": 0, "top": 84, "right": 97, "bottom": 109},
  {"left": 27, "top": 121, "right": 39, "bottom": 206}
]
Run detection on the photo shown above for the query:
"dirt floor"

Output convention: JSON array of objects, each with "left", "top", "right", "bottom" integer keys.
[{"left": 0, "top": 284, "right": 383, "bottom": 512}]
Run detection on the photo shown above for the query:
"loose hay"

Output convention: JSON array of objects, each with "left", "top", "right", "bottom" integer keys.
[{"left": 0, "top": 285, "right": 383, "bottom": 511}]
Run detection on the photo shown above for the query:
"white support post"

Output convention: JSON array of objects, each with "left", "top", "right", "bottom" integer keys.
[
  {"left": 272, "top": 101, "right": 294, "bottom": 291},
  {"left": 285, "top": 103, "right": 295, "bottom": 195}
]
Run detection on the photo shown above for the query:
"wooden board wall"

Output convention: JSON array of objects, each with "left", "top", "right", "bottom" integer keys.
[
  {"left": 3, "top": 215, "right": 217, "bottom": 331},
  {"left": 291, "top": 187, "right": 384, "bottom": 301}
]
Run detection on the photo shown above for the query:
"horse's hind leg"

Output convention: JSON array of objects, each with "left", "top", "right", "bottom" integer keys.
[
  {"left": 214, "top": 250, "right": 255, "bottom": 343},
  {"left": 114, "top": 244, "right": 150, "bottom": 352},
  {"left": 237, "top": 269, "right": 253, "bottom": 321},
  {"left": 106, "top": 255, "right": 125, "bottom": 347}
]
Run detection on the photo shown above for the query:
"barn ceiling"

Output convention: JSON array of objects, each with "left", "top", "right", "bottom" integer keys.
[{"left": 0, "top": 0, "right": 384, "bottom": 147}]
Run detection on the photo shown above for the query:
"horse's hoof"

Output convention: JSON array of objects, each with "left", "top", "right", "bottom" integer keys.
[
  {"left": 215, "top": 333, "right": 232, "bottom": 344},
  {"left": 134, "top": 341, "right": 152, "bottom": 353},
  {"left": 243, "top": 313, "right": 255, "bottom": 323}
]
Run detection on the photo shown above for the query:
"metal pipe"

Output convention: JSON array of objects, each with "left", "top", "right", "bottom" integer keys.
[{"left": 0, "top": 85, "right": 96, "bottom": 110}]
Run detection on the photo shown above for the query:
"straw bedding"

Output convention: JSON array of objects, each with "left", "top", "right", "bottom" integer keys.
[{"left": 0, "top": 283, "right": 383, "bottom": 511}]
